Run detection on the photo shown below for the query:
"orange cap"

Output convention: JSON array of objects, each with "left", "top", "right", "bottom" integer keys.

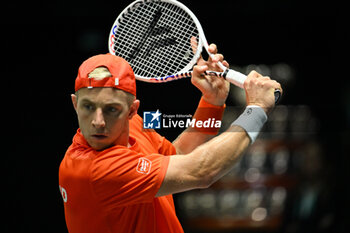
[{"left": 75, "top": 54, "right": 136, "bottom": 96}]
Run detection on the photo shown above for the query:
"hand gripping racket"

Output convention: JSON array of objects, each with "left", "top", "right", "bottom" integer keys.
[{"left": 108, "top": 0, "right": 281, "bottom": 103}]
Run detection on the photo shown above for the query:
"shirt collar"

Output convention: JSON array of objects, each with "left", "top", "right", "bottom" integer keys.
[{"left": 73, "top": 129, "right": 138, "bottom": 151}]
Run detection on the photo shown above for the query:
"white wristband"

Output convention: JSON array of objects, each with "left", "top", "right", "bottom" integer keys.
[{"left": 231, "top": 105, "right": 268, "bottom": 143}]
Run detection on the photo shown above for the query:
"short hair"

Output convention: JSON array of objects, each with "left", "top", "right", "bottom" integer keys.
[
  {"left": 76, "top": 67, "right": 135, "bottom": 106},
  {"left": 88, "top": 67, "right": 112, "bottom": 80}
]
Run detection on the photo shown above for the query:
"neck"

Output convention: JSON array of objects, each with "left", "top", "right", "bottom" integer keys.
[{"left": 113, "top": 122, "right": 130, "bottom": 147}]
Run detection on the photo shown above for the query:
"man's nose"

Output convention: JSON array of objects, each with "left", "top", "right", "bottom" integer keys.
[{"left": 92, "top": 108, "right": 106, "bottom": 128}]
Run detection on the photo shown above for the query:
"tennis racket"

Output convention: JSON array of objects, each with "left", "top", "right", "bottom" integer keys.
[{"left": 108, "top": 0, "right": 281, "bottom": 103}]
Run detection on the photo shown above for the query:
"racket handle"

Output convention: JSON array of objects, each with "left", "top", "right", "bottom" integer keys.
[
  {"left": 224, "top": 69, "right": 281, "bottom": 104},
  {"left": 224, "top": 69, "right": 246, "bottom": 89}
]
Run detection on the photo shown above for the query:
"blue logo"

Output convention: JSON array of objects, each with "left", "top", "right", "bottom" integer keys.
[{"left": 143, "top": 110, "right": 162, "bottom": 129}]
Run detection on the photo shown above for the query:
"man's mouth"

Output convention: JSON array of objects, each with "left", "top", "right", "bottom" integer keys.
[{"left": 91, "top": 134, "right": 108, "bottom": 140}]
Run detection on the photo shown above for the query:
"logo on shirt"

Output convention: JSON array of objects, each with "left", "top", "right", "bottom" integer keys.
[
  {"left": 59, "top": 185, "right": 68, "bottom": 203},
  {"left": 136, "top": 157, "right": 152, "bottom": 175},
  {"left": 143, "top": 110, "right": 162, "bottom": 129}
]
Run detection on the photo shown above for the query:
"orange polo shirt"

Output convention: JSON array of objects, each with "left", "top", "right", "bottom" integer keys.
[{"left": 59, "top": 114, "right": 183, "bottom": 233}]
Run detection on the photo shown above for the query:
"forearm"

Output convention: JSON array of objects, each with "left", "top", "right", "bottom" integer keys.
[
  {"left": 173, "top": 97, "right": 225, "bottom": 154},
  {"left": 173, "top": 132, "right": 214, "bottom": 155},
  {"left": 157, "top": 70, "right": 281, "bottom": 197},
  {"left": 157, "top": 105, "right": 269, "bottom": 197},
  {"left": 188, "top": 125, "right": 250, "bottom": 186},
  {"left": 157, "top": 125, "right": 250, "bottom": 197},
  {"left": 187, "top": 105, "right": 268, "bottom": 185}
]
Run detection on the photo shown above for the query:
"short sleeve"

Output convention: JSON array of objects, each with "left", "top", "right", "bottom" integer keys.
[
  {"left": 157, "top": 136, "right": 177, "bottom": 156},
  {"left": 90, "top": 149, "right": 170, "bottom": 209}
]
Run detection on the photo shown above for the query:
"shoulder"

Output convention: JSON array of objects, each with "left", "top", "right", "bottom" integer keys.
[
  {"left": 91, "top": 146, "right": 140, "bottom": 173},
  {"left": 129, "top": 114, "right": 161, "bottom": 147},
  {"left": 129, "top": 114, "right": 176, "bottom": 155},
  {"left": 89, "top": 147, "right": 170, "bottom": 206}
]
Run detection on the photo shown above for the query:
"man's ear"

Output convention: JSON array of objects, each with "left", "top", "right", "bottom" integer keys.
[
  {"left": 128, "top": 99, "right": 140, "bottom": 119},
  {"left": 71, "top": 94, "right": 78, "bottom": 113}
]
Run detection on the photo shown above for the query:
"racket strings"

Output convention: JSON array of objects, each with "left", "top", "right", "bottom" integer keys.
[
  {"left": 121, "top": 2, "right": 192, "bottom": 75},
  {"left": 112, "top": 1, "right": 200, "bottom": 78}
]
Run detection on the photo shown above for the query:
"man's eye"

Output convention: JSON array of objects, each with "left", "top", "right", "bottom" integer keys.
[
  {"left": 107, "top": 107, "right": 117, "bottom": 113},
  {"left": 105, "top": 106, "right": 122, "bottom": 116},
  {"left": 83, "top": 104, "right": 94, "bottom": 111}
]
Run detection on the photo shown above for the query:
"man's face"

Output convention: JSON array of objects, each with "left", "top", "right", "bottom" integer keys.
[{"left": 72, "top": 88, "right": 139, "bottom": 150}]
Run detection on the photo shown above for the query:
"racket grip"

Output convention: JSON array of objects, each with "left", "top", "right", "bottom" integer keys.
[
  {"left": 224, "top": 69, "right": 246, "bottom": 89},
  {"left": 225, "top": 69, "right": 281, "bottom": 104}
]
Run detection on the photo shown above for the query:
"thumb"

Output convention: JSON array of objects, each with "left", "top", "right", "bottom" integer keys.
[
  {"left": 192, "top": 65, "right": 208, "bottom": 76},
  {"left": 191, "top": 65, "right": 208, "bottom": 86}
]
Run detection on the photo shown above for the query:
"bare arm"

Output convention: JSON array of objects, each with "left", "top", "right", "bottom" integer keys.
[
  {"left": 173, "top": 43, "right": 230, "bottom": 155},
  {"left": 156, "top": 70, "right": 282, "bottom": 197},
  {"left": 157, "top": 125, "right": 250, "bottom": 196},
  {"left": 172, "top": 130, "right": 215, "bottom": 155}
]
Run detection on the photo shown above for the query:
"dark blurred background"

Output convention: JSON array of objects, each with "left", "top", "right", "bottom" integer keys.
[{"left": 3, "top": 0, "right": 349, "bottom": 232}]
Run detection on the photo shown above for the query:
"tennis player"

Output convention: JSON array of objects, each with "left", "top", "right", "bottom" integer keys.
[{"left": 59, "top": 44, "right": 281, "bottom": 233}]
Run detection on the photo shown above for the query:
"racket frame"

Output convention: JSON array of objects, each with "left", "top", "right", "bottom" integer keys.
[
  {"left": 109, "top": 0, "right": 205, "bottom": 83},
  {"left": 108, "top": 0, "right": 281, "bottom": 102}
]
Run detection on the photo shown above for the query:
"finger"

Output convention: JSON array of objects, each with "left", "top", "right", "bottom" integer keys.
[
  {"left": 263, "top": 79, "right": 282, "bottom": 94},
  {"left": 222, "top": 60, "right": 229, "bottom": 68},
  {"left": 271, "top": 80, "right": 283, "bottom": 94},
  {"left": 191, "top": 65, "right": 210, "bottom": 86},
  {"left": 191, "top": 36, "right": 206, "bottom": 65},
  {"left": 248, "top": 70, "right": 263, "bottom": 79},
  {"left": 261, "top": 76, "right": 271, "bottom": 81},
  {"left": 208, "top": 43, "right": 218, "bottom": 54},
  {"left": 193, "top": 65, "right": 208, "bottom": 76},
  {"left": 190, "top": 36, "right": 199, "bottom": 54},
  {"left": 210, "top": 54, "right": 224, "bottom": 63}
]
